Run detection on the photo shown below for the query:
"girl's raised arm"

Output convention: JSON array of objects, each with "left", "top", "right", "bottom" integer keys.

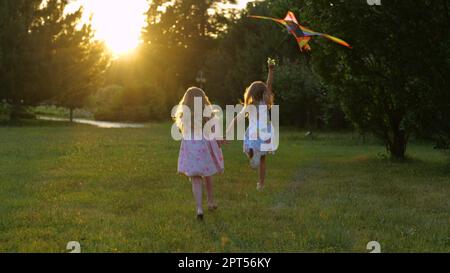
[{"left": 265, "top": 59, "right": 276, "bottom": 104}]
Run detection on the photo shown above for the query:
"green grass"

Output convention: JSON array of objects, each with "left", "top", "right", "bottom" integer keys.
[{"left": 0, "top": 122, "right": 448, "bottom": 253}]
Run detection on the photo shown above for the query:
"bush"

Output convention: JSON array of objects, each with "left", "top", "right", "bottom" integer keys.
[
  {"left": 273, "top": 59, "right": 345, "bottom": 129},
  {"left": 0, "top": 102, "right": 10, "bottom": 122},
  {"left": 33, "top": 105, "right": 93, "bottom": 120},
  {"left": 90, "top": 85, "right": 167, "bottom": 122},
  {"left": 34, "top": 105, "right": 68, "bottom": 118},
  {"left": 8, "top": 105, "right": 36, "bottom": 120}
]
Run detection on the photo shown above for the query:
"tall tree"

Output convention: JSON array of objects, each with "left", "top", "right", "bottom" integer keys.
[
  {"left": 50, "top": 16, "right": 109, "bottom": 122},
  {"left": 300, "top": 0, "right": 449, "bottom": 159},
  {"left": 0, "top": 0, "right": 109, "bottom": 120},
  {"left": 0, "top": 0, "right": 43, "bottom": 117},
  {"left": 140, "top": 0, "right": 234, "bottom": 108}
]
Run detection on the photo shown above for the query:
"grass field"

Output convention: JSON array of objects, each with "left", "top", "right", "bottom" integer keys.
[{"left": 0, "top": 122, "right": 449, "bottom": 253}]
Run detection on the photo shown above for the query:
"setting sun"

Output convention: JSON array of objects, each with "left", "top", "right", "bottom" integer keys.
[
  {"left": 66, "top": 0, "right": 253, "bottom": 56},
  {"left": 68, "top": 0, "right": 149, "bottom": 56}
]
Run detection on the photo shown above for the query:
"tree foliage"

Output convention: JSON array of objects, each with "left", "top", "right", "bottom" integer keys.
[
  {"left": 140, "top": 0, "right": 234, "bottom": 107},
  {"left": 0, "top": 0, "right": 109, "bottom": 120},
  {"left": 298, "top": 0, "right": 449, "bottom": 158}
]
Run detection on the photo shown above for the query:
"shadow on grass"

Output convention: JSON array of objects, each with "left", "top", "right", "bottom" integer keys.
[
  {"left": 283, "top": 130, "right": 384, "bottom": 146},
  {"left": 342, "top": 153, "right": 450, "bottom": 180},
  {"left": 374, "top": 152, "right": 426, "bottom": 163}
]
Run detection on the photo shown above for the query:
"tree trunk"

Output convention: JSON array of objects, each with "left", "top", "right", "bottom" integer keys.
[
  {"left": 69, "top": 108, "right": 74, "bottom": 122},
  {"left": 389, "top": 129, "right": 407, "bottom": 159}
]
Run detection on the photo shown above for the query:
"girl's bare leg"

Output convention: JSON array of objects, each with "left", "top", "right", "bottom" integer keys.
[
  {"left": 191, "top": 177, "right": 203, "bottom": 215},
  {"left": 259, "top": 156, "right": 266, "bottom": 188},
  {"left": 247, "top": 149, "right": 254, "bottom": 159},
  {"left": 204, "top": 176, "right": 217, "bottom": 209}
]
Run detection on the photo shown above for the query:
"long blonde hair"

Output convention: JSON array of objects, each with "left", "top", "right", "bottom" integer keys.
[
  {"left": 244, "top": 81, "right": 274, "bottom": 107},
  {"left": 174, "top": 87, "right": 213, "bottom": 133}
]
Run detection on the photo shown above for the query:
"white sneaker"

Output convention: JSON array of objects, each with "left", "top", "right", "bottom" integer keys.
[{"left": 250, "top": 149, "right": 261, "bottom": 169}]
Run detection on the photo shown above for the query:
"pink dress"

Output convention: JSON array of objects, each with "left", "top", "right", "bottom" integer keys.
[{"left": 178, "top": 138, "right": 224, "bottom": 177}]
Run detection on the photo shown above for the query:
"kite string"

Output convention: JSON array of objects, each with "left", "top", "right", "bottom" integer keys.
[{"left": 269, "top": 33, "right": 290, "bottom": 58}]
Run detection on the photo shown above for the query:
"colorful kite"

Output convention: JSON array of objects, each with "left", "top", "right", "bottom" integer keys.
[{"left": 249, "top": 11, "right": 351, "bottom": 52}]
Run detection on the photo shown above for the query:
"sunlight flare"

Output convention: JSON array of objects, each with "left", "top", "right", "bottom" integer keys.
[
  {"left": 66, "top": 0, "right": 253, "bottom": 56},
  {"left": 67, "top": 0, "right": 149, "bottom": 56}
]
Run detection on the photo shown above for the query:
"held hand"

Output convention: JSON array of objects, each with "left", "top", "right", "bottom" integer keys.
[
  {"left": 217, "top": 140, "right": 230, "bottom": 146},
  {"left": 267, "top": 58, "right": 276, "bottom": 70}
]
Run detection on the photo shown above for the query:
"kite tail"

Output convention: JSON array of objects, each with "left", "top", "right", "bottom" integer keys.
[{"left": 322, "top": 34, "right": 352, "bottom": 49}]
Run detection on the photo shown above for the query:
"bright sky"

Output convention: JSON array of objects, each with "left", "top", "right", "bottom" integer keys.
[
  {"left": 66, "top": 0, "right": 148, "bottom": 56},
  {"left": 221, "top": 0, "right": 253, "bottom": 9},
  {"left": 66, "top": 0, "right": 253, "bottom": 56}
]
